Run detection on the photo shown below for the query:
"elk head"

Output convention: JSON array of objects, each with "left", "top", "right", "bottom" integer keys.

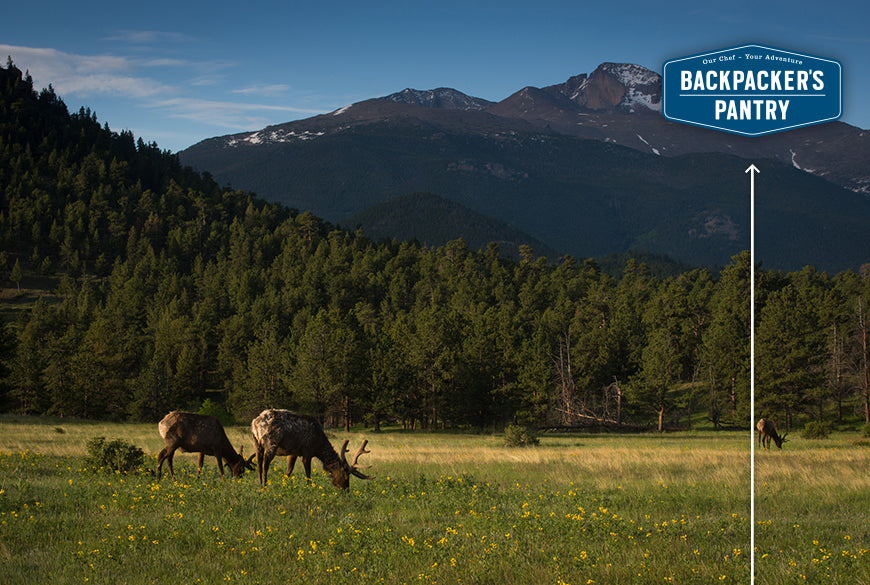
[
  {"left": 229, "top": 446, "right": 256, "bottom": 477},
  {"left": 333, "top": 439, "right": 374, "bottom": 489},
  {"left": 773, "top": 432, "right": 789, "bottom": 449}
]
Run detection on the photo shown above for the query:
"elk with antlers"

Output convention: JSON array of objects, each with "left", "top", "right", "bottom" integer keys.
[
  {"left": 757, "top": 418, "right": 788, "bottom": 450},
  {"left": 157, "top": 411, "right": 255, "bottom": 479},
  {"left": 251, "top": 409, "right": 373, "bottom": 489}
]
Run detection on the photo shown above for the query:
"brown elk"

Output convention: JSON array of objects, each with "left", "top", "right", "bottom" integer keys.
[
  {"left": 757, "top": 418, "right": 788, "bottom": 450},
  {"left": 251, "top": 409, "right": 373, "bottom": 489},
  {"left": 157, "top": 411, "right": 255, "bottom": 479}
]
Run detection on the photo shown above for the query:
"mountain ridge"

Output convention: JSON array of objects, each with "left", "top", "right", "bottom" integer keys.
[
  {"left": 179, "top": 62, "right": 870, "bottom": 272},
  {"left": 189, "top": 62, "right": 867, "bottom": 194},
  {"left": 383, "top": 87, "right": 494, "bottom": 110}
]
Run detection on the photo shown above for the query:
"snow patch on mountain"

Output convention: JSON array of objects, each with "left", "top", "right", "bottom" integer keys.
[
  {"left": 226, "top": 128, "right": 325, "bottom": 147},
  {"left": 637, "top": 134, "right": 661, "bottom": 155},
  {"left": 624, "top": 87, "right": 661, "bottom": 112},
  {"left": 602, "top": 63, "right": 661, "bottom": 112},
  {"left": 603, "top": 63, "right": 660, "bottom": 89}
]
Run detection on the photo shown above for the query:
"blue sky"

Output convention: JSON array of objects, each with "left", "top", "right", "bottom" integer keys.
[{"left": 2, "top": 0, "right": 868, "bottom": 153}]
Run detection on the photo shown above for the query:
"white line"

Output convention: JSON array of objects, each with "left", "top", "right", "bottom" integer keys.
[
  {"left": 677, "top": 94, "right": 826, "bottom": 97},
  {"left": 747, "top": 164, "right": 758, "bottom": 585}
]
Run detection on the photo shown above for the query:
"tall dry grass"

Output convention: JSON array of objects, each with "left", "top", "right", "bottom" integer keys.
[{"left": 0, "top": 415, "right": 748, "bottom": 488}]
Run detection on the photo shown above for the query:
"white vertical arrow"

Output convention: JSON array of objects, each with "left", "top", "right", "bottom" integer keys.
[
  {"left": 746, "top": 164, "right": 759, "bottom": 210},
  {"left": 746, "top": 163, "right": 759, "bottom": 585}
]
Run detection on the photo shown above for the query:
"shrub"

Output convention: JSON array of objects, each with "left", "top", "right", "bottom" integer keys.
[
  {"left": 861, "top": 423, "right": 870, "bottom": 438},
  {"left": 198, "top": 398, "right": 234, "bottom": 426},
  {"left": 504, "top": 424, "right": 539, "bottom": 447},
  {"left": 801, "top": 421, "right": 832, "bottom": 440},
  {"left": 85, "top": 436, "right": 145, "bottom": 473}
]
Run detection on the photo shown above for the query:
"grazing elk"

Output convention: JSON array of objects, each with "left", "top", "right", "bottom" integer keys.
[
  {"left": 757, "top": 418, "right": 788, "bottom": 450},
  {"left": 251, "top": 409, "right": 373, "bottom": 489},
  {"left": 157, "top": 411, "right": 255, "bottom": 479}
]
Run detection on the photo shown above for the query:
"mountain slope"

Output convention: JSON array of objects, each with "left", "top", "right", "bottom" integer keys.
[
  {"left": 180, "top": 63, "right": 870, "bottom": 272},
  {"left": 487, "top": 63, "right": 869, "bottom": 194},
  {"left": 348, "top": 192, "right": 557, "bottom": 258}
]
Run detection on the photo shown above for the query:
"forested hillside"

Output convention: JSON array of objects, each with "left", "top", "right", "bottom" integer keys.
[{"left": 0, "top": 60, "right": 866, "bottom": 432}]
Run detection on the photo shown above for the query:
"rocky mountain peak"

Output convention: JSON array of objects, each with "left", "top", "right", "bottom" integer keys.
[
  {"left": 545, "top": 62, "right": 661, "bottom": 113},
  {"left": 382, "top": 87, "right": 493, "bottom": 110}
]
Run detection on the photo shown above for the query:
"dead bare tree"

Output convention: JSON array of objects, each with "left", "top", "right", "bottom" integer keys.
[
  {"left": 552, "top": 331, "right": 579, "bottom": 426},
  {"left": 251, "top": 409, "right": 373, "bottom": 489},
  {"left": 157, "top": 411, "right": 255, "bottom": 479},
  {"left": 757, "top": 418, "right": 788, "bottom": 450},
  {"left": 604, "top": 378, "right": 623, "bottom": 427}
]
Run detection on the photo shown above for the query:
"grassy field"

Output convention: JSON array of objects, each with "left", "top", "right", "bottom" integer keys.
[
  {"left": 754, "top": 434, "right": 870, "bottom": 585},
  {"left": 0, "top": 416, "right": 751, "bottom": 584}
]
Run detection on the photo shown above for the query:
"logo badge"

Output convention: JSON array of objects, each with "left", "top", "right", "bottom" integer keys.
[{"left": 663, "top": 45, "right": 841, "bottom": 136}]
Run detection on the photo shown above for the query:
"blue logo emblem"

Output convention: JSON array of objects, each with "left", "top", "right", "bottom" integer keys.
[{"left": 663, "top": 45, "right": 841, "bottom": 136}]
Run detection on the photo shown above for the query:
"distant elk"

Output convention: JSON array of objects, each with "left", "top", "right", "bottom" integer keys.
[
  {"left": 157, "top": 411, "right": 255, "bottom": 479},
  {"left": 757, "top": 418, "right": 789, "bottom": 450},
  {"left": 251, "top": 409, "right": 373, "bottom": 489}
]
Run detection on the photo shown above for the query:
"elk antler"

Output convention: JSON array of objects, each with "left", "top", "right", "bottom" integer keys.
[
  {"left": 340, "top": 439, "right": 374, "bottom": 480},
  {"left": 351, "top": 440, "right": 371, "bottom": 468}
]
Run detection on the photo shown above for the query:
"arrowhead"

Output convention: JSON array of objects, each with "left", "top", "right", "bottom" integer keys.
[{"left": 745, "top": 164, "right": 760, "bottom": 175}]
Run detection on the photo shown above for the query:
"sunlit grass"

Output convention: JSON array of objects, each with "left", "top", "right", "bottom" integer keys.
[
  {"left": 755, "top": 434, "right": 870, "bottom": 585},
  {"left": 0, "top": 416, "right": 750, "bottom": 584}
]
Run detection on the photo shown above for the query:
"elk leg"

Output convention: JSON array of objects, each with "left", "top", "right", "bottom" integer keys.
[
  {"left": 164, "top": 448, "right": 177, "bottom": 479},
  {"left": 261, "top": 447, "right": 276, "bottom": 487},
  {"left": 197, "top": 453, "right": 205, "bottom": 475},
  {"left": 256, "top": 444, "right": 265, "bottom": 486},
  {"left": 156, "top": 446, "right": 172, "bottom": 479},
  {"left": 303, "top": 456, "right": 312, "bottom": 481},
  {"left": 287, "top": 455, "right": 296, "bottom": 475},
  {"left": 216, "top": 456, "right": 225, "bottom": 477}
]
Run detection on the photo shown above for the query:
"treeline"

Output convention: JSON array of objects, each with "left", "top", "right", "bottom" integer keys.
[
  {"left": 2, "top": 238, "right": 750, "bottom": 431},
  {"left": 0, "top": 60, "right": 865, "bottom": 432},
  {"left": 756, "top": 266, "right": 870, "bottom": 430}
]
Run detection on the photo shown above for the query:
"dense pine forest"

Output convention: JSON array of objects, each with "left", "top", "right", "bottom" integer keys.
[{"left": 0, "top": 60, "right": 867, "bottom": 432}]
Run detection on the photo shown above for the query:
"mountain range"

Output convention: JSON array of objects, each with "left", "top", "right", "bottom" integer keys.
[{"left": 179, "top": 63, "right": 870, "bottom": 273}]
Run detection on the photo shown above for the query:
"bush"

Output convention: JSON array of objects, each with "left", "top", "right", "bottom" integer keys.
[
  {"left": 801, "top": 421, "right": 832, "bottom": 440},
  {"left": 861, "top": 423, "right": 870, "bottom": 438},
  {"left": 504, "top": 424, "right": 539, "bottom": 447},
  {"left": 198, "top": 398, "right": 234, "bottom": 426},
  {"left": 85, "top": 436, "right": 145, "bottom": 473}
]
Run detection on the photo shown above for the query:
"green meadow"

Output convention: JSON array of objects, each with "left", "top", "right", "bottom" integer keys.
[
  {"left": 0, "top": 416, "right": 752, "bottom": 584},
  {"left": 754, "top": 434, "right": 870, "bottom": 585}
]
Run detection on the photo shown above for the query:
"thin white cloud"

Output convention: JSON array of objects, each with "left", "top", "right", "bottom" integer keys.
[
  {"left": 2, "top": 45, "right": 126, "bottom": 73},
  {"left": 0, "top": 44, "right": 171, "bottom": 98},
  {"left": 1, "top": 43, "right": 331, "bottom": 144},
  {"left": 154, "top": 97, "right": 325, "bottom": 129},
  {"left": 232, "top": 84, "right": 292, "bottom": 97},
  {"left": 142, "top": 58, "right": 189, "bottom": 68},
  {"left": 189, "top": 75, "right": 227, "bottom": 87},
  {"left": 104, "top": 30, "right": 194, "bottom": 45}
]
